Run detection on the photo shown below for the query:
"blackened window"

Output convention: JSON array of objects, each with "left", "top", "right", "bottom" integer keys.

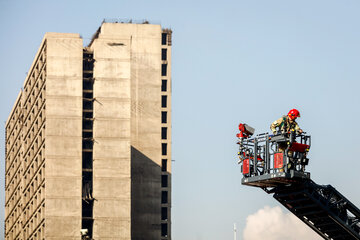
[
  {"left": 161, "top": 191, "right": 168, "bottom": 203},
  {"left": 83, "top": 131, "right": 92, "bottom": 138},
  {"left": 161, "top": 64, "right": 167, "bottom": 76},
  {"left": 162, "top": 49, "right": 167, "bottom": 60},
  {"left": 82, "top": 139, "right": 93, "bottom": 149},
  {"left": 82, "top": 200, "right": 93, "bottom": 218},
  {"left": 161, "top": 159, "right": 167, "bottom": 172},
  {"left": 162, "top": 143, "right": 167, "bottom": 155},
  {"left": 162, "top": 175, "right": 168, "bottom": 187},
  {"left": 83, "top": 111, "right": 93, "bottom": 119},
  {"left": 161, "top": 207, "right": 168, "bottom": 220},
  {"left": 162, "top": 127, "right": 167, "bottom": 139},
  {"left": 83, "top": 100, "right": 93, "bottom": 110},
  {"left": 162, "top": 80, "right": 167, "bottom": 92},
  {"left": 83, "top": 119, "right": 93, "bottom": 130},
  {"left": 83, "top": 91, "right": 93, "bottom": 99},
  {"left": 82, "top": 152, "right": 93, "bottom": 169},
  {"left": 83, "top": 59, "right": 94, "bottom": 70},
  {"left": 161, "top": 112, "right": 167, "bottom": 123},
  {"left": 161, "top": 223, "right": 168, "bottom": 237},
  {"left": 162, "top": 33, "right": 167, "bottom": 45},
  {"left": 82, "top": 219, "right": 93, "bottom": 238},
  {"left": 162, "top": 159, "right": 167, "bottom": 172},
  {"left": 82, "top": 171, "right": 93, "bottom": 199},
  {"left": 162, "top": 95, "right": 167, "bottom": 108},
  {"left": 83, "top": 78, "right": 93, "bottom": 90}
]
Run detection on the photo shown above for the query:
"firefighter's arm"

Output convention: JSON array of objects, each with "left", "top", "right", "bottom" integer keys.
[
  {"left": 295, "top": 123, "right": 303, "bottom": 134},
  {"left": 270, "top": 118, "right": 282, "bottom": 134}
]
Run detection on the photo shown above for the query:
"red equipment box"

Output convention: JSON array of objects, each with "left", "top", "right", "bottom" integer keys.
[
  {"left": 242, "top": 159, "right": 250, "bottom": 174},
  {"left": 289, "top": 142, "right": 310, "bottom": 153},
  {"left": 274, "top": 153, "right": 283, "bottom": 169}
]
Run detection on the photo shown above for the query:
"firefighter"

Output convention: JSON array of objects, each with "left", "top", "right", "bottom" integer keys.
[
  {"left": 270, "top": 109, "right": 303, "bottom": 136},
  {"left": 270, "top": 109, "right": 303, "bottom": 171}
]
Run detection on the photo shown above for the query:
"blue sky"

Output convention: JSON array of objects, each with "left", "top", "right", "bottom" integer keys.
[{"left": 1, "top": 1, "right": 360, "bottom": 239}]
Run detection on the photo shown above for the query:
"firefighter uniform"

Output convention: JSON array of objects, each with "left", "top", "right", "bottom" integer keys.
[
  {"left": 270, "top": 115, "right": 303, "bottom": 154},
  {"left": 271, "top": 109, "right": 303, "bottom": 171},
  {"left": 270, "top": 115, "right": 302, "bottom": 135}
]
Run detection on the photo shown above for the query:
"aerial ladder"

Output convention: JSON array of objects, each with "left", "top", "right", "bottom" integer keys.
[{"left": 237, "top": 123, "right": 360, "bottom": 240}]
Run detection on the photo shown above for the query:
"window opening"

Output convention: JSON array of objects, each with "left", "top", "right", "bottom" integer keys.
[
  {"left": 162, "top": 80, "right": 167, "bottom": 92},
  {"left": 161, "top": 191, "right": 168, "bottom": 204},
  {"left": 162, "top": 33, "right": 167, "bottom": 45},
  {"left": 162, "top": 49, "right": 167, "bottom": 61},
  {"left": 162, "top": 96, "right": 167, "bottom": 108},
  {"left": 162, "top": 175, "right": 168, "bottom": 188},
  {"left": 162, "top": 143, "right": 167, "bottom": 156},
  {"left": 161, "top": 223, "right": 168, "bottom": 237},
  {"left": 162, "top": 159, "right": 167, "bottom": 172},
  {"left": 162, "top": 127, "right": 167, "bottom": 140},
  {"left": 162, "top": 112, "right": 167, "bottom": 123},
  {"left": 161, "top": 207, "right": 168, "bottom": 220},
  {"left": 161, "top": 64, "right": 167, "bottom": 76}
]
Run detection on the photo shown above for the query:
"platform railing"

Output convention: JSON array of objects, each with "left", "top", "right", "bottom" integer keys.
[{"left": 238, "top": 132, "right": 311, "bottom": 178}]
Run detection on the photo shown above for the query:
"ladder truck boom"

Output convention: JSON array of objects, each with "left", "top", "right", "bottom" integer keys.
[{"left": 237, "top": 123, "right": 360, "bottom": 240}]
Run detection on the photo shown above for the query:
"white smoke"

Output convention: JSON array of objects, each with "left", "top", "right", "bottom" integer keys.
[{"left": 243, "top": 206, "right": 322, "bottom": 240}]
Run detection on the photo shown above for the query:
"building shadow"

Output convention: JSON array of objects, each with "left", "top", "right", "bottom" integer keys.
[{"left": 131, "top": 146, "right": 171, "bottom": 239}]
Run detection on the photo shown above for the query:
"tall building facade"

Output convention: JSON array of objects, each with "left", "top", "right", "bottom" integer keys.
[{"left": 5, "top": 22, "right": 172, "bottom": 240}]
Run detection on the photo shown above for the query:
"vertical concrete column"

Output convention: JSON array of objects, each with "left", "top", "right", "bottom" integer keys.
[
  {"left": 44, "top": 33, "right": 83, "bottom": 239},
  {"left": 90, "top": 33, "right": 132, "bottom": 239},
  {"left": 89, "top": 23, "right": 166, "bottom": 239},
  {"left": 128, "top": 24, "right": 163, "bottom": 240}
]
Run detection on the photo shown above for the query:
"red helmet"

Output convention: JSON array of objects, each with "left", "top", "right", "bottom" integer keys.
[{"left": 288, "top": 109, "right": 300, "bottom": 120}]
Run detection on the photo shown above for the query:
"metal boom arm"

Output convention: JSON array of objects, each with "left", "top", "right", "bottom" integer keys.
[{"left": 271, "top": 180, "right": 360, "bottom": 240}]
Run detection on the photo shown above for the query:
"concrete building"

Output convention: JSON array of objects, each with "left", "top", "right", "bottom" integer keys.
[{"left": 4, "top": 22, "right": 172, "bottom": 240}]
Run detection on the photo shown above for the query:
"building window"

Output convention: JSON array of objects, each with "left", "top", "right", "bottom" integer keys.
[
  {"left": 161, "top": 191, "right": 168, "bottom": 204},
  {"left": 161, "top": 207, "right": 168, "bottom": 220},
  {"left": 161, "top": 64, "right": 167, "bottom": 76},
  {"left": 162, "top": 127, "right": 167, "bottom": 140},
  {"left": 82, "top": 139, "right": 93, "bottom": 149},
  {"left": 83, "top": 100, "right": 93, "bottom": 110},
  {"left": 162, "top": 95, "right": 167, "bottom": 108},
  {"left": 161, "top": 80, "right": 167, "bottom": 92},
  {"left": 162, "top": 143, "right": 167, "bottom": 156},
  {"left": 83, "top": 119, "right": 93, "bottom": 130},
  {"left": 161, "top": 112, "right": 167, "bottom": 123},
  {"left": 161, "top": 223, "right": 168, "bottom": 237},
  {"left": 162, "top": 49, "right": 167, "bottom": 61},
  {"left": 83, "top": 111, "right": 93, "bottom": 119},
  {"left": 162, "top": 175, "right": 168, "bottom": 188},
  {"left": 82, "top": 151, "right": 93, "bottom": 169},
  {"left": 83, "top": 91, "right": 93, "bottom": 99},
  {"left": 82, "top": 200, "right": 93, "bottom": 218},
  {"left": 162, "top": 159, "right": 167, "bottom": 172},
  {"left": 162, "top": 33, "right": 167, "bottom": 45}
]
